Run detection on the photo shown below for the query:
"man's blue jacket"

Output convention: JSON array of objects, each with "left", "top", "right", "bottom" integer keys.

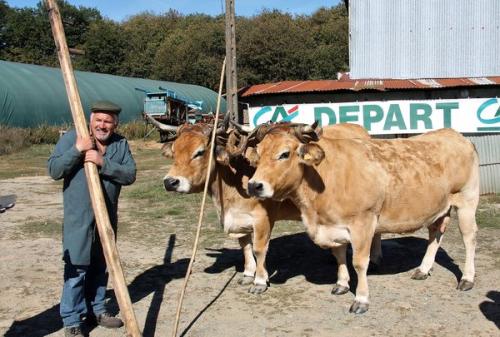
[{"left": 48, "top": 129, "right": 136, "bottom": 265}]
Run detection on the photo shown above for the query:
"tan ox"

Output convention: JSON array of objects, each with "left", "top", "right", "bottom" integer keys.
[
  {"left": 162, "top": 122, "right": 375, "bottom": 293},
  {"left": 247, "top": 126, "right": 479, "bottom": 313}
]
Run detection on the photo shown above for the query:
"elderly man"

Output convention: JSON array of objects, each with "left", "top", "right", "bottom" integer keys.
[{"left": 48, "top": 101, "right": 136, "bottom": 337}]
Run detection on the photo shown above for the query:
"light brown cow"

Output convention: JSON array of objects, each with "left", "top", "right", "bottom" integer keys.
[
  {"left": 162, "top": 122, "right": 376, "bottom": 293},
  {"left": 247, "top": 125, "right": 479, "bottom": 313}
]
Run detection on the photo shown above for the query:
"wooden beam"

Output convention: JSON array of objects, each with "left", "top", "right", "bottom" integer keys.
[
  {"left": 225, "top": 0, "right": 239, "bottom": 122},
  {"left": 44, "top": 1, "right": 142, "bottom": 336}
]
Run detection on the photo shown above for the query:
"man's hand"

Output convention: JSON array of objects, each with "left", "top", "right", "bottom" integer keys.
[
  {"left": 75, "top": 136, "right": 94, "bottom": 153},
  {"left": 84, "top": 150, "right": 104, "bottom": 167}
]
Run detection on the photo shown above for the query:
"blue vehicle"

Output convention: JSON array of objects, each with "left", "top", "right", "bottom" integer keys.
[{"left": 137, "top": 87, "right": 209, "bottom": 141}]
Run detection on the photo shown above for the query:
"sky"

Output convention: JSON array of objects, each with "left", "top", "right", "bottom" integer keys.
[{"left": 6, "top": 1, "right": 342, "bottom": 21}]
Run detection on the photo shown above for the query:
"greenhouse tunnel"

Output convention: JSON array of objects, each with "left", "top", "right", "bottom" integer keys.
[{"left": 0, "top": 60, "right": 226, "bottom": 127}]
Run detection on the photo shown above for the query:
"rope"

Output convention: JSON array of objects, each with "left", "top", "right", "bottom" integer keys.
[{"left": 171, "top": 57, "right": 226, "bottom": 337}]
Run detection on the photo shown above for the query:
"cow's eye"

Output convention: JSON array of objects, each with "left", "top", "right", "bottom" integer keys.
[
  {"left": 278, "top": 151, "right": 290, "bottom": 160},
  {"left": 193, "top": 149, "right": 205, "bottom": 159}
]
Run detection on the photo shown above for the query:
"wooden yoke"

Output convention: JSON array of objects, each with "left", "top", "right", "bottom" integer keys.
[{"left": 45, "top": 1, "right": 142, "bottom": 336}]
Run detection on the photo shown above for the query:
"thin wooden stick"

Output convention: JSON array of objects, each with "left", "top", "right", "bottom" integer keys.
[
  {"left": 45, "top": 1, "right": 142, "bottom": 336},
  {"left": 171, "top": 57, "right": 226, "bottom": 337}
]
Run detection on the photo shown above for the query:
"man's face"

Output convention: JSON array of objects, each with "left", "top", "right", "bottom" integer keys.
[{"left": 90, "top": 112, "right": 117, "bottom": 143}]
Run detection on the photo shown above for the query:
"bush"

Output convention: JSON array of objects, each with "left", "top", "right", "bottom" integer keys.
[
  {"left": 27, "top": 124, "right": 62, "bottom": 144},
  {"left": 0, "top": 126, "right": 30, "bottom": 155},
  {"left": 117, "top": 120, "right": 152, "bottom": 140},
  {"left": 0, "top": 121, "right": 153, "bottom": 155},
  {"left": 0, "top": 124, "right": 66, "bottom": 155}
]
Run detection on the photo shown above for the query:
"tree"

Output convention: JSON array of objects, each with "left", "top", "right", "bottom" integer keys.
[
  {"left": 0, "top": 0, "right": 101, "bottom": 67},
  {"left": 237, "top": 10, "right": 315, "bottom": 85},
  {"left": 153, "top": 14, "right": 225, "bottom": 89},
  {"left": 78, "top": 19, "right": 128, "bottom": 74},
  {"left": 308, "top": 5, "right": 349, "bottom": 78},
  {"left": 119, "top": 10, "right": 181, "bottom": 78},
  {"left": 0, "top": 1, "right": 12, "bottom": 53}
]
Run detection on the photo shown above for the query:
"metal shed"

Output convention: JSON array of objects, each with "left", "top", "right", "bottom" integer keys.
[{"left": 0, "top": 60, "right": 226, "bottom": 127}]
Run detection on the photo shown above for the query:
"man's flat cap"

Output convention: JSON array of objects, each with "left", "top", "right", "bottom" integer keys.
[{"left": 91, "top": 100, "right": 122, "bottom": 114}]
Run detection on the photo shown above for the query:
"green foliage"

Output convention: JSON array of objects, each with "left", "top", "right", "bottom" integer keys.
[
  {"left": 153, "top": 14, "right": 225, "bottom": 88},
  {"left": 0, "top": 2, "right": 350, "bottom": 89},
  {"left": 77, "top": 19, "right": 128, "bottom": 74},
  {"left": 0, "top": 1, "right": 101, "bottom": 66},
  {"left": 119, "top": 11, "right": 179, "bottom": 78},
  {"left": 238, "top": 10, "right": 316, "bottom": 84}
]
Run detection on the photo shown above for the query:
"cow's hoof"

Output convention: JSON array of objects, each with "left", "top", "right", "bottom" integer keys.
[
  {"left": 411, "top": 269, "right": 429, "bottom": 280},
  {"left": 349, "top": 301, "right": 369, "bottom": 314},
  {"left": 457, "top": 279, "right": 474, "bottom": 291},
  {"left": 331, "top": 284, "right": 350, "bottom": 295},
  {"left": 237, "top": 275, "right": 254, "bottom": 286},
  {"left": 248, "top": 284, "right": 268, "bottom": 294}
]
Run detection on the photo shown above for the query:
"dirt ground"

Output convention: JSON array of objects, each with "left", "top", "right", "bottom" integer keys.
[{"left": 1, "top": 172, "right": 499, "bottom": 337}]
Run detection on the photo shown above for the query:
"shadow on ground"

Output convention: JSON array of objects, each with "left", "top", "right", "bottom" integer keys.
[
  {"left": 205, "top": 233, "right": 462, "bottom": 289},
  {"left": 5, "top": 234, "right": 188, "bottom": 337},
  {"left": 479, "top": 290, "right": 500, "bottom": 329}
]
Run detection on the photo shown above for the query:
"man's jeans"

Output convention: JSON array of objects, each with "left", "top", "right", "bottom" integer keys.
[{"left": 60, "top": 247, "right": 108, "bottom": 327}]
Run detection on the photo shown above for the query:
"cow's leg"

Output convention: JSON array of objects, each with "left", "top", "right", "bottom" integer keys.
[
  {"left": 349, "top": 214, "right": 376, "bottom": 314},
  {"left": 249, "top": 218, "right": 273, "bottom": 294},
  {"left": 456, "top": 203, "right": 477, "bottom": 291},
  {"left": 331, "top": 244, "right": 350, "bottom": 295},
  {"left": 369, "top": 233, "right": 382, "bottom": 272},
  {"left": 237, "top": 234, "right": 256, "bottom": 286},
  {"left": 412, "top": 214, "right": 450, "bottom": 280}
]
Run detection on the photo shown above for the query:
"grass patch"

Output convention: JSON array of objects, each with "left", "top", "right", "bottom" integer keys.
[
  {"left": 0, "top": 144, "right": 54, "bottom": 179},
  {"left": 477, "top": 194, "right": 500, "bottom": 229},
  {"left": 20, "top": 219, "right": 62, "bottom": 239}
]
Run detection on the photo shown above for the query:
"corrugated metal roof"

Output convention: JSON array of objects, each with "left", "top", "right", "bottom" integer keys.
[{"left": 240, "top": 74, "right": 500, "bottom": 97}]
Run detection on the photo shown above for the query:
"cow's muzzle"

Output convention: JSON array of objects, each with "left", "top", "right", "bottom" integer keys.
[
  {"left": 164, "top": 177, "right": 180, "bottom": 191},
  {"left": 248, "top": 181, "right": 264, "bottom": 197}
]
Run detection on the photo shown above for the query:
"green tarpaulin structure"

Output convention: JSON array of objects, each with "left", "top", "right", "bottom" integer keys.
[{"left": 0, "top": 60, "right": 226, "bottom": 127}]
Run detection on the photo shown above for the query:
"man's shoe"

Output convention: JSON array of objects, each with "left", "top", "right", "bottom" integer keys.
[
  {"left": 96, "top": 312, "right": 124, "bottom": 329},
  {"left": 65, "top": 326, "right": 85, "bottom": 337}
]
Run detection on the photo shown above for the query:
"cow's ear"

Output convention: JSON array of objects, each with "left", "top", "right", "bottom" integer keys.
[
  {"left": 297, "top": 143, "right": 325, "bottom": 166},
  {"left": 215, "top": 145, "right": 230, "bottom": 165},
  {"left": 245, "top": 147, "right": 259, "bottom": 167},
  {"left": 162, "top": 142, "right": 174, "bottom": 158}
]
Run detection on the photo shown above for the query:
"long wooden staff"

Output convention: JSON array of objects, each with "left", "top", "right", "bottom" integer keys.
[
  {"left": 171, "top": 57, "right": 226, "bottom": 337},
  {"left": 45, "top": 1, "right": 142, "bottom": 336}
]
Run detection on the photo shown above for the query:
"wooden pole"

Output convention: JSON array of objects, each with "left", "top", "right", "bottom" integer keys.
[
  {"left": 45, "top": 1, "right": 142, "bottom": 336},
  {"left": 225, "top": 0, "right": 238, "bottom": 122},
  {"left": 171, "top": 57, "right": 226, "bottom": 337}
]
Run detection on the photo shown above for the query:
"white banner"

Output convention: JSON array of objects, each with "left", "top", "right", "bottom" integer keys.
[{"left": 248, "top": 98, "right": 500, "bottom": 134}]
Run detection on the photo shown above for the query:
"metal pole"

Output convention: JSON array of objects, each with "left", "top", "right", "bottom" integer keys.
[
  {"left": 45, "top": 1, "right": 142, "bottom": 336},
  {"left": 225, "top": 0, "right": 239, "bottom": 122}
]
